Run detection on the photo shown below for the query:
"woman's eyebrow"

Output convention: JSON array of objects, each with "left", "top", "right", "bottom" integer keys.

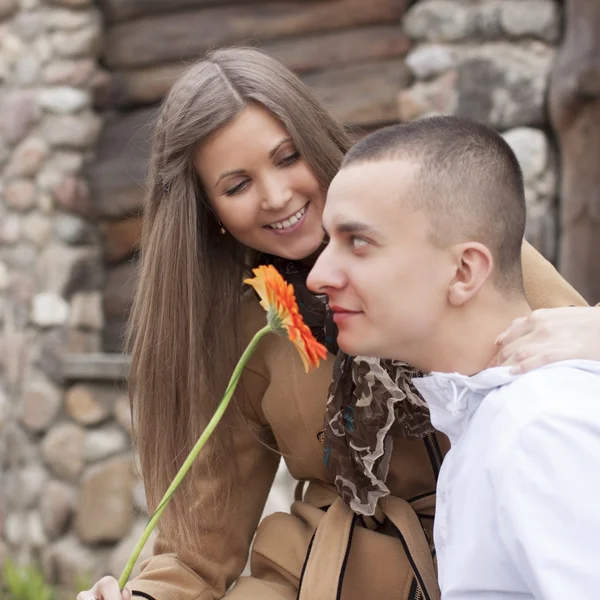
[
  {"left": 269, "top": 137, "right": 292, "bottom": 159},
  {"left": 215, "top": 169, "right": 245, "bottom": 187}
]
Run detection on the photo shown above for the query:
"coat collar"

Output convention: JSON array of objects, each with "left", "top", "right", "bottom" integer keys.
[{"left": 413, "top": 360, "right": 600, "bottom": 445}]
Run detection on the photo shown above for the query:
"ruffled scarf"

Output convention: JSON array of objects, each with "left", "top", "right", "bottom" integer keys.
[{"left": 273, "top": 259, "right": 434, "bottom": 516}]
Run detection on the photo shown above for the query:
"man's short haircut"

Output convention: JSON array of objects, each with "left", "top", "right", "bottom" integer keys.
[{"left": 343, "top": 116, "right": 526, "bottom": 294}]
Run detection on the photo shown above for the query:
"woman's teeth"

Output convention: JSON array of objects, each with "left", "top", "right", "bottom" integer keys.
[{"left": 268, "top": 205, "right": 306, "bottom": 230}]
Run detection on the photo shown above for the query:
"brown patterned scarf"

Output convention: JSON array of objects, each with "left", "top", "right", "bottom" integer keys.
[{"left": 272, "top": 259, "right": 434, "bottom": 516}]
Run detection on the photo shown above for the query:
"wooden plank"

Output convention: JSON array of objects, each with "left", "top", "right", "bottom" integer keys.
[
  {"left": 61, "top": 352, "right": 131, "bottom": 381},
  {"left": 549, "top": 0, "right": 600, "bottom": 303},
  {"left": 303, "top": 59, "right": 413, "bottom": 126},
  {"left": 85, "top": 106, "right": 157, "bottom": 219},
  {"left": 94, "top": 25, "right": 411, "bottom": 109},
  {"left": 103, "top": 0, "right": 407, "bottom": 69},
  {"left": 98, "top": 0, "right": 301, "bottom": 24}
]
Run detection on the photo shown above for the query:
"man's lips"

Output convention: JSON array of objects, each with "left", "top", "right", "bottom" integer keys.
[{"left": 329, "top": 305, "right": 362, "bottom": 324}]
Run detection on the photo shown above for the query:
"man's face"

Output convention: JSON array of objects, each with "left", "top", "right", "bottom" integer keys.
[{"left": 308, "top": 160, "right": 455, "bottom": 364}]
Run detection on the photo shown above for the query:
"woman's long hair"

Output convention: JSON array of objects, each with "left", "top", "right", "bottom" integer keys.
[{"left": 126, "top": 47, "right": 351, "bottom": 556}]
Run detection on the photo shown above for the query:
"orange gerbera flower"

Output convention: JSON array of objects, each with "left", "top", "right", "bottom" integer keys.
[{"left": 245, "top": 265, "right": 328, "bottom": 372}]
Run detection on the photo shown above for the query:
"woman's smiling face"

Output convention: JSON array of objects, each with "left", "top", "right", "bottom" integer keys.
[{"left": 194, "top": 104, "right": 327, "bottom": 260}]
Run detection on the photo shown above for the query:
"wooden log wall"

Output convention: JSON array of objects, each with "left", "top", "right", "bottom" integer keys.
[{"left": 88, "top": 0, "right": 412, "bottom": 351}]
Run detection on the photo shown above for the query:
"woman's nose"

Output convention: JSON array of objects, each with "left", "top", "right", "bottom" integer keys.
[{"left": 261, "top": 175, "right": 293, "bottom": 211}]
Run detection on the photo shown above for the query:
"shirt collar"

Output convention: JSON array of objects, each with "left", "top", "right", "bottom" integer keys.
[
  {"left": 413, "top": 360, "right": 600, "bottom": 445},
  {"left": 412, "top": 367, "right": 519, "bottom": 444}
]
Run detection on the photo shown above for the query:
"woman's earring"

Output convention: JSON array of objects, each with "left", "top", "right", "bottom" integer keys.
[{"left": 218, "top": 221, "right": 226, "bottom": 235}]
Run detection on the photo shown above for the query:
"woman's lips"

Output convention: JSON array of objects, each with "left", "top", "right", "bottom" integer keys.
[{"left": 265, "top": 202, "right": 309, "bottom": 235}]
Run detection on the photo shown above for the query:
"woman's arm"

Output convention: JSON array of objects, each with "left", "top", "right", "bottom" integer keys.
[{"left": 492, "top": 306, "right": 600, "bottom": 373}]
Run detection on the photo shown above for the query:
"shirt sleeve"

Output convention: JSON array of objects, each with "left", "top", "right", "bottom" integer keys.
[{"left": 493, "top": 385, "right": 600, "bottom": 599}]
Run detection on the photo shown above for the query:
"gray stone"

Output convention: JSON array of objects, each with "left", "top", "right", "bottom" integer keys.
[
  {"left": 54, "top": 212, "right": 95, "bottom": 245},
  {"left": 4, "top": 464, "right": 48, "bottom": 509},
  {"left": 38, "top": 86, "right": 90, "bottom": 114},
  {"left": 452, "top": 44, "right": 553, "bottom": 129},
  {"left": 65, "top": 383, "right": 114, "bottom": 425},
  {"left": 43, "top": 535, "right": 103, "bottom": 587},
  {"left": 48, "top": 0, "right": 93, "bottom": 5},
  {"left": 500, "top": 0, "right": 560, "bottom": 43},
  {"left": 132, "top": 478, "right": 147, "bottom": 514},
  {"left": 15, "top": 53, "right": 42, "bottom": 85},
  {"left": 3, "top": 422, "right": 37, "bottom": 467},
  {"left": 26, "top": 510, "right": 47, "bottom": 548},
  {"left": 4, "top": 179, "right": 36, "bottom": 212},
  {"left": 5, "top": 137, "right": 49, "bottom": 178},
  {"left": 502, "top": 127, "right": 549, "bottom": 186},
  {"left": 0, "top": 136, "right": 9, "bottom": 166},
  {"left": 84, "top": 425, "right": 129, "bottom": 462},
  {"left": 404, "top": 0, "right": 475, "bottom": 42},
  {"left": 51, "top": 27, "right": 101, "bottom": 58},
  {"left": 0, "top": 91, "right": 38, "bottom": 145},
  {"left": 398, "top": 70, "right": 458, "bottom": 122},
  {"left": 108, "top": 518, "right": 156, "bottom": 579},
  {"left": 47, "top": 7, "right": 99, "bottom": 30},
  {"left": 40, "top": 479, "right": 75, "bottom": 539},
  {"left": 75, "top": 456, "right": 134, "bottom": 543},
  {"left": 22, "top": 212, "right": 52, "bottom": 248},
  {"left": 37, "top": 192, "right": 54, "bottom": 214},
  {"left": 42, "top": 112, "right": 101, "bottom": 148},
  {"left": 405, "top": 44, "right": 456, "bottom": 79},
  {"left": 12, "top": 11, "right": 44, "bottom": 40},
  {"left": 41, "top": 422, "right": 85, "bottom": 480},
  {"left": 31, "top": 291, "right": 70, "bottom": 327},
  {"left": 20, "top": 377, "right": 62, "bottom": 432},
  {"left": 0, "top": 242, "right": 37, "bottom": 270},
  {"left": 43, "top": 59, "right": 95, "bottom": 86},
  {"left": 37, "top": 243, "right": 101, "bottom": 296},
  {"left": 65, "top": 328, "right": 101, "bottom": 353},
  {"left": 0, "top": 213, "right": 22, "bottom": 244},
  {"left": 5, "top": 511, "right": 26, "bottom": 545},
  {"left": 44, "top": 150, "right": 84, "bottom": 174}
]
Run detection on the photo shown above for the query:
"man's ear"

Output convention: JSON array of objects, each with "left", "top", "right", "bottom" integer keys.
[{"left": 448, "top": 242, "right": 494, "bottom": 306}]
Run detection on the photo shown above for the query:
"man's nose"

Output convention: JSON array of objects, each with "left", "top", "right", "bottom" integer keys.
[{"left": 307, "top": 245, "right": 345, "bottom": 294}]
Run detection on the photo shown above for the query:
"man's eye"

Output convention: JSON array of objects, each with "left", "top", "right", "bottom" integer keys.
[{"left": 351, "top": 237, "right": 368, "bottom": 250}]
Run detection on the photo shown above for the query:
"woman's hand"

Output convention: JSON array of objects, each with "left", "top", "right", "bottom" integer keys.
[
  {"left": 490, "top": 307, "right": 600, "bottom": 373},
  {"left": 76, "top": 576, "right": 131, "bottom": 600}
]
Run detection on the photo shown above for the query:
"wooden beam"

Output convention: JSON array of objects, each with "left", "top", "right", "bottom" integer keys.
[
  {"left": 102, "top": 0, "right": 406, "bottom": 70},
  {"left": 61, "top": 353, "right": 131, "bottom": 381},
  {"left": 94, "top": 26, "right": 411, "bottom": 109},
  {"left": 549, "top": 0, "right": 600, "bottom": 303}
]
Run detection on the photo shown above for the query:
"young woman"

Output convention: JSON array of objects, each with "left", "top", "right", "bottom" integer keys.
[{"left": 78, "top": 47, "right": 590, "bottom": 600}]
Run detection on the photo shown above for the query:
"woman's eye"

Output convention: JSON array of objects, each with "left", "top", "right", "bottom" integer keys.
[
  {"left": 278, "top": 151, "right": 300, "bottom": 167},
  {"left": 224, "top": 180, "right": 249, "bottom": 197},
  {"left": 351, "top": 237, "right": 368, "bottom": 250}
]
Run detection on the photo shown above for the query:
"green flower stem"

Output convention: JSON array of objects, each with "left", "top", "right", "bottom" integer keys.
[{"left": 118, "top": 324, "right": 273, "bottom": 589}]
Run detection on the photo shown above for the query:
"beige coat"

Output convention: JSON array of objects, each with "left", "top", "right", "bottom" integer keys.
[{"left": 130, "top": 243, "right": 587, "bottom": 600}]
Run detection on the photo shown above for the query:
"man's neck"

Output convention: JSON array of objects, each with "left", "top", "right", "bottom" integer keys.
[{"left": 417, "top": 293, "right": 532, "bottom": 376}]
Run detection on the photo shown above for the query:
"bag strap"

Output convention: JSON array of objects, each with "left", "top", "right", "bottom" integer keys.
[
  {"left": 381, "top": 496, "right": 441, "bottom": 600},
  {"left": 297, "top": 498, "right": 357, "bottom": 600}
]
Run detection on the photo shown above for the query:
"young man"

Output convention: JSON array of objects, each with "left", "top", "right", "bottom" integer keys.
[{"left": 308, "top": 116, "right": 600, "bottom": 599}]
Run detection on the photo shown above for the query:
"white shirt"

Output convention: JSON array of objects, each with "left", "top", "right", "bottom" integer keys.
[{"left": 412, "top": 360, "right": 600, "bottom": 600}]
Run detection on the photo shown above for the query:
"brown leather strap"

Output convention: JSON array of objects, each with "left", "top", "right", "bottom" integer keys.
[
  {"left": 297, "top": 498, "right": 356, "bottom": 600},
  {"left": 381, "top": 496, "right": 441, "bottom": 600}
]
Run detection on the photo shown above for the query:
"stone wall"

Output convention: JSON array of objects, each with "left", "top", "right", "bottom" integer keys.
[
  {"left": 0, "top": 0, "right": 119, "bottom": 586},
  {"left": 400, "top": 0, "right": 562, "bottom": 261},
  {"left": 0, "top": 0, "right": 566, "bottom": 588}
]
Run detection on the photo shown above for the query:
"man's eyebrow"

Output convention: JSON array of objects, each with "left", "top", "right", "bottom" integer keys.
[{"left": 323, "top": 221, "right": 378, "bottom": 236}]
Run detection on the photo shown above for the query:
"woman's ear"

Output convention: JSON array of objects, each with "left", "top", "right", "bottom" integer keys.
[{"left": 448, "top": 242, "right": 494, "bottom": 306}]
